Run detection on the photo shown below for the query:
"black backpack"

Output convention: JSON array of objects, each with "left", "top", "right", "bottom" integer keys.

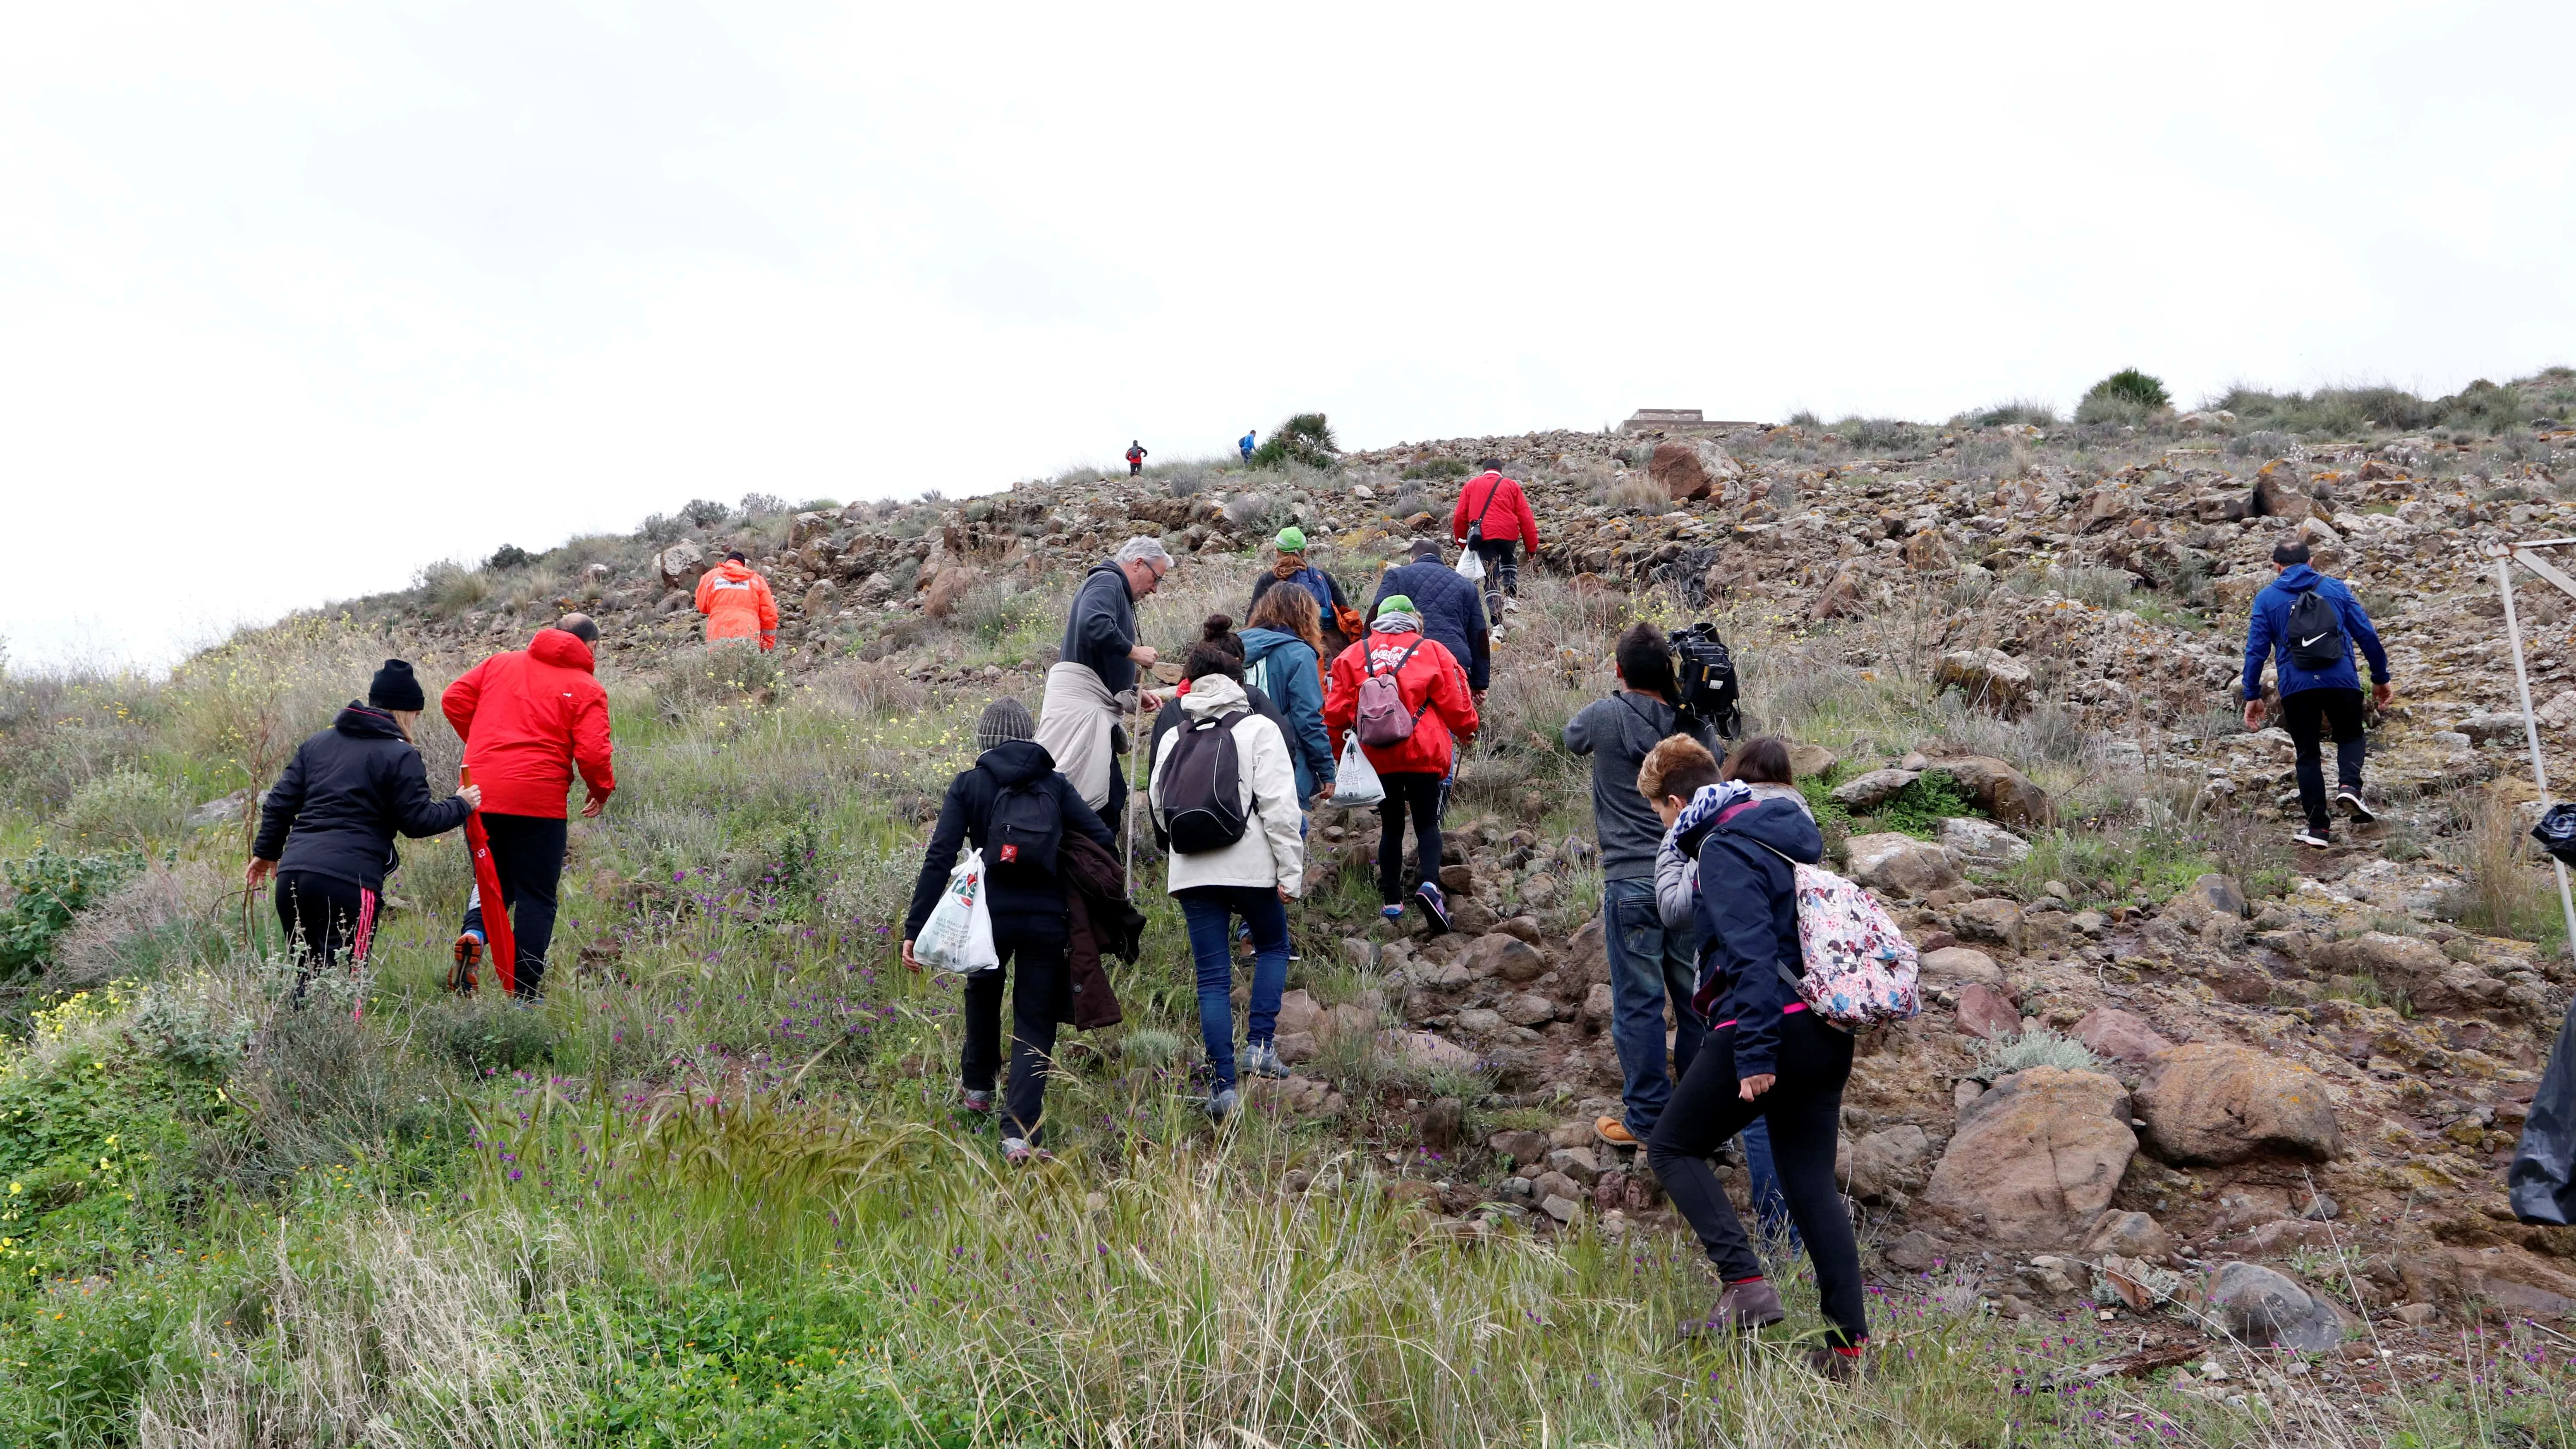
[
  {"left": 2285, "top": 588, "right": 2348, "bottom": 671},
  {"left": 1160, "top": 711, "right": 1251, "bottom": 854},
  {"left": 987, "top": 775, "right": 1064, "bottom": 873},
  {"left": 1671, "top": 623, "right": 1744, "bottom": 738}
]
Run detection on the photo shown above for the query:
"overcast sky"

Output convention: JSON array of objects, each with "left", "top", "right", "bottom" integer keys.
[{"left": 5, "top": 1, "right": 2571, "bottom": 671}]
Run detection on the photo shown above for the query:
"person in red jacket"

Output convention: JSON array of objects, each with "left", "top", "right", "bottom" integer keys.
[
  {"left": 443, "top": 614, "right": 617, "bottom": 997},
  {"left": 1450, "top": 457, "right": 1538, "bottom": 628},
  {"left": 693, "top": 550, "right": 780, "bottom": 650},
  {"left": 1323, "top": 595, "right": 1479, "bottom": 933}
]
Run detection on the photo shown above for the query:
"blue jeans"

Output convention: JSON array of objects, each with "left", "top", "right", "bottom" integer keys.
[
  {"left": 1741, "top": 1118, "right": 1801, "bottom": 1253},
  {"left": 1178, "top": 885, "right": 1291, "bottom": 1090},
  {"left": 1602, "top": 877, "right": 1707, "bottom": 1138}
]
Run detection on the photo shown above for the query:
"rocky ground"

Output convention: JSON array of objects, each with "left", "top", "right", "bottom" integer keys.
[{"left": 327, "top": 377, "right": 2576, "bottom": 1386}]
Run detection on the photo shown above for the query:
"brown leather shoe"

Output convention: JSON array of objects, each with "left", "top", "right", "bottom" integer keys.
[
  {"left": 1594, "top": 1116, "right": 1637, "bottom": 1147},
  {"left": 1806, "top": 1346, "right": 1865, "bottom": 1382},
  {"left": 1683, "top": 1277, "right": 1785, "bottom": 1336}
]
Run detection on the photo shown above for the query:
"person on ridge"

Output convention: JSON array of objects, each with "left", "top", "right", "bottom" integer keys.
[
  {"left": 693, "top": 548, "right": 779, "bottom": 651},
  {"left": 903, "top": 698, "right": 1115, "bottom": 1163},
  {"left": 1150, "top": 641, "right": 1306, "bottom": 1121},
  {"left": 1126, "top": 440, "right": 1148, "bottom": 477},
  {"left": 248, "top": 659, "right": 480, "bottom": 997},
  {"left": 1563, "top": 624, "right": 1717, "bottom": 1150},
  {"left": 1450, "top": 456, "right": 1538, "bottom": 628},
  {"left": 1247, "top": 526, "right": 1361, "bottom": 653},
  {"left": 1323, "top": 595, "right": 1478, "bottom": 934},
  {"left": 2241, "top": 539, "right": 2391, "bottom": 848},
  {"left": 445, "top": 614, "right": 617, "bottom": 998},
  {"left": 1037, "top": 536, "right": 1171, "bottom": 833},
  {"left": 1239, "top": 429, "right": 1258, "bottom": 464},
  {"left": 1646, "top": 736, "right": 1869, "bottom": 1380}
]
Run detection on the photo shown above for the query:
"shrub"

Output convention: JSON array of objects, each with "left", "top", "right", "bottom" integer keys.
[
  {"left": 413, "top": 560, "right": 490, "bottom": 618},
  {"left": 1971, "top": 1026, "right": 2103, "bottom": 1079},
  {"left": 1223, "top": 492, "right": 1282, "bottom": 533},
  {"left": 1, "top": 846, "right": 147, "bottom": 979},
  {"left": 52, "top": 769, "right": 185, "bottom": 851},
  {"left": 1400, "top": 458, "right": 1470, "bottom": 481},
  {"left": 2082, "top": 368, "right": 2169, "bottom": 413},
  {"left": 1962, "top": 400, "right": 2057, "bottom": 428},
  {"left": 1596, "top": 474, "right": 1670, "bottom": 512},
  {"left": 1834, "top": 417, "right": 1929, "bottom": 454},
  {"left": 681, "top": 498, "right": 732, "bottom": 528},
  {"left": 1249, "top": 414, "right": 1339, "bottom": 471},
  {"left": 739, "top": 492, "right": 792, "bottom": 519},
  {"left": 1868, "top": 770, "right": 1979, "bottom": 839},
  {"left": 484, "top": 544, "right": 536, "bottom": 571}
]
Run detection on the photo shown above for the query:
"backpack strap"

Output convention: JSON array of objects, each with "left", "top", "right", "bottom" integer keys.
[
  {"left": 1467, "top": 476, "right": 1504, "bottom": 539},
  {"left": 1373, "top": 637, "right": 1434, "bottom": 723}
]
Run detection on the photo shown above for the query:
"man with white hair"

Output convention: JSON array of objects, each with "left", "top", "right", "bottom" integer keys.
[{"left": 1038, "top": 536, "right": 1171, "bottom": 831}]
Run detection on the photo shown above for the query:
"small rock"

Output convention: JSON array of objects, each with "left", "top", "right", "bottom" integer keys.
[
  {"left": 2136, "top": 1044, "right": 2345, "bottom": 1165},
  {"left": 2206, "top": 1261, "right": 2345, "bottom": 1351},
  {"left": 1929, "top": 754, "right": 2054, "bottom": 828},
  {"left": 1939, "top": 815, "right": 2031, "bottom": 864},
  {"left": 2394, "top": 1302, "right": 2436, "bottom": 1330},
  {"left": 1920, "top": 946, "right": 2002, "bottom": 987},
  {"left": 1540, "top": 1194, "right": 1583, "bottom": 1224},
  {"left": 1954, "top": 982, "right": 2022, "bottom": 1041},
  {"left": 1488, "top": 1130, "right": 1547, "bottom": 1166},
  {"left": 1845, "top": 832, "right": 1962, "bottom": 897},
  {"left": 1420, "top": 1097, "right": 1464, "bottom": 1152},
  {"left": 1883, "top": 1229, "right": 1938, "bottom": 1272},
  {"left": 1953, "top": 897, "right": 2025, "bottom": 951},
  {"left": 2081, "top": 1210, "right": 2176, "bottom": 1263},
  {"left": 1498, "top": 993, "right": 1557, "bottom": 1027},
  {"left": 1533, "top": 1170, "right": 1580, "bottom": 1204},
  {"left": 2073, "top": 1006, "right": 2172, "bottom": 1066},
  {"left": 1466, "top": 933, "right": 1549, "bottom": 984},
  {"left": 1935, "top": 648, "right": 2034, "bottom": 714},
  {"left": 1832, "top": 768, "right": 1920, "bottom": 810},
  {"left": 1546, "top": 1146, "right": 1601, "bottom": 1184},
  {"left": 1787, "top": 741, "right": 1840, "bottom": 779}
]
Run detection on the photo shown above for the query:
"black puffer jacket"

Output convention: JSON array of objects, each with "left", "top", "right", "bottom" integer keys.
[
  {"left": 904, "top": 740, "right": 1115, "bottom": 944},
  {"left": 252, "top": 704, "right": 474, "bottom": 893}
]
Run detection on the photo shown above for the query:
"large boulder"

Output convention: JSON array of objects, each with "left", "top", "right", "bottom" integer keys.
[
  {"left": 1953, "top": 897, "right": 2024, "bottom": 951},
  {"left": 1939, "top": 816, "right": 2030, "bottom": 865},
  {"left": 1929, "top": 755, "right": 2053, "bottom": 828},
  {"left": 1647, "top": 440, "right": 1742, "bottom": 502},
  {"left": 2134, "top": 1044, "right": 2344, "bottom": 1165},
  {"left": 1920, "top": 945, "right": 2002, "bottom": 987},
  {"left": 1464, "top": 933, "right": 1549, "bottom": 984},
  {"left": 1832, "top": 768, "right": 1919, "bottom": 810},
  {"left": 1934, "top": 649, "right": 2033, "bottom": 714},
  {"left": 655, "top": 540, "right": 708, "bottom": 590},
  {"left": 1844, "top": 833, "right": 1960, "bottom": 898},
  {"left": 1923, "top": 1067, "right": 2138, "bottom": 1245}
]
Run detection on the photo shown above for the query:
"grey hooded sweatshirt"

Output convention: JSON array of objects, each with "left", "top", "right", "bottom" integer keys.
[{"left": 1561, "top": 693, "right": 1716, "bottom": 882}]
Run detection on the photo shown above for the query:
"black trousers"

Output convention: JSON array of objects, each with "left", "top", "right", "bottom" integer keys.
[
  {"left": 961, "top": 933, "right": 1069, "bottom": 1144},
  {"left": 460, "top": 812, "right": 568, "bottom": 998},
  {"left": 276, "top": 870, "right": 377, "bottom": 999},
  {"left": 1471, "top": 537, "right": 1519, "bottom": 603},
  {"left": 1646, "top": 1010, "right": 1867, "bottom": 1349},
  {"left": 1377, "top": 771, "right": 1445, "bottom": 903},
  {"left": 2282, "top": 687, "right": 2366, "bottom": 833}
]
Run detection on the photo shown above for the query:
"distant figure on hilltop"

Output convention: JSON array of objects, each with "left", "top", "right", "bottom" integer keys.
[
  {"left": 2241, "top": 539, "right": 2391, "bottom": 849},
  {"left": 1452, "top": 457, "right": 1538, "bottom": 632},
  {"left": 247, "top": 659, "right": 480, "bottom": 998},
  {"left": 1239, "top": 429, "right": 1257, "bottom": 464},
  {"left": 694, "top": 549, "right": 779, "bottom": 652},
  {"left": 445, "top": 614, "right": 617, "bottom": 998},
  {"left": 1126, "top": 440, "right": 1148, "bottom": 477}
]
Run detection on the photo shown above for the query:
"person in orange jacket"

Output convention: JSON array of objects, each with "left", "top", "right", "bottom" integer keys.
[
  {"left": 694, "top": 550, "right": 780, "bottom": 650},
  {"left": 444, "top": 614, "right": 617, "bottom": 997}
]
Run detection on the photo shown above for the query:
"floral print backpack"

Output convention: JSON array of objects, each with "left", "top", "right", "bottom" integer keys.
[{"left": 1758, "top": 843, "right": 1923, "bottom": 1030}]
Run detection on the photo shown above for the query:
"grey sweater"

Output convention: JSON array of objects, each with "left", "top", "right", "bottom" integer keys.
[{"left": 1562, "top": 693, "right": 1716, "bottom": 881}]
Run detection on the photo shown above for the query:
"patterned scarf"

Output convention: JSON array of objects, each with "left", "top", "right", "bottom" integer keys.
[{"left": 1669, "top": 780, "right": 1752, "bottom": 857}]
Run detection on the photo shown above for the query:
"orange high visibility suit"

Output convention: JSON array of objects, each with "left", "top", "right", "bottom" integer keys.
[{"left": 694, "top": 559, "right": 780, "bottom": 650}]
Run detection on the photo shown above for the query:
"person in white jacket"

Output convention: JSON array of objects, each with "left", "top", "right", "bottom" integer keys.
[{"left": 1150, "top": 643, "right": 1306, "bottom": 1121}]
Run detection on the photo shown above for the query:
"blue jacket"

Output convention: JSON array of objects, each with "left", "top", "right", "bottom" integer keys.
[
  {"left": 1239, "top": 627, "right": 1334, "bottom": 804},
  {"left": 1240, "top": 434, "right": 1257, "bottom": 457},
  {"left": 1691, "top": 797, "right": 1825, "bottom": 1080},
  {"left": 1370, "top": 560, "right": 1490, "bottom": 692},
  {"left": 2242, "top": 564, "right": 2389, "bottom": 700}
]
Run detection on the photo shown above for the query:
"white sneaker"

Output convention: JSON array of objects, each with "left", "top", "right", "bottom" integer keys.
[
  {"left": 2336, "top": 790, "right": 2376, "bottom": 824},
  {"left": 1242, "top": 1042, "right": 1290, "bottom": 1079},
  {"left": 2293, "top": 829, "right": 2332, "bottom": 849},
  {"left": 1503, "top": 598, "right": 1521, "bottom": 613}
]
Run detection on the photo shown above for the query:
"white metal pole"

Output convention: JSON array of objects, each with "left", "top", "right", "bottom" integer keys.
[{"left": 2496, "top": 553, "right": 2576, "bottom": 955}]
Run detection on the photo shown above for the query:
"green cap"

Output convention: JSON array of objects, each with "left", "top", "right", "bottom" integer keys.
[
  {"left": 1275, "top": 525, "right": 1306, "bottom": 552},
  {"left": 1376, "top": 594, "right": 1416, "bottom": 618}
]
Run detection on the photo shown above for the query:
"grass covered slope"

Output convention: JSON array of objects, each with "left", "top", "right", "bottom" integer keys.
[{"left": 5, "top": 385, "right": 2576, "bottom": 1441}]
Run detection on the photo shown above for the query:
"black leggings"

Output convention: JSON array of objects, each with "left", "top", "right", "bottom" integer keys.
[
  {"left": 961, "top": 933, "right": 1069, "bottom": 1144},
  {"left": 1377, "top": 772, "right": 1445, "bottom": 903},
  {"left": 275, "top": 870, "right": 377, "bottom": 1000},
  {"left": 1472, "top": 538, "right": 1519, "bottom": 613},
  {"left": 1646, "top": 1010, "right": 1867, "bottom": 1348}
]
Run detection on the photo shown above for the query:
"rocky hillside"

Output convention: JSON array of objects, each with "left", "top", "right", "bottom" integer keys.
[{"left": 316, "top": 373, "right": 2576, "bottom": 1380}]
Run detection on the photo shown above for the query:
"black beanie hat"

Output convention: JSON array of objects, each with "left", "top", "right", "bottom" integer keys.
[{"left": 368, "top": 659, "right": 426, "bottom": 712}]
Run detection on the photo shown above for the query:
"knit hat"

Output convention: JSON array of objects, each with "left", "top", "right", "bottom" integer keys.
[
  {"left": 975, "top": 697, "right": 1037, "bottom": 754},
  {"left": 367, "top": 659, "right": 425, "bottom": 713},
  {"left": 1275, "top": 525, "right": 1306, "bottom": 553},
  {"left": 1407, "top": 538, "right": 1444, "bottom": 561},
  {"left": 1375, "top": 595, "right": 1416, "bottom": 619}
]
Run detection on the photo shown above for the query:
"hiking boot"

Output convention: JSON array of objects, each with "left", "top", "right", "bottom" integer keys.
[
  {"left": 1001, "top": 1137, "right": 1051, "bottom": 1165},
  {"left": 1503, "top": 598, "right": 1521, "bottom": 613},
  {"left": 1595, "top": 1116, "right": 1639, "bottom": 1148},
  {"left": 1414, "top": 882, "right": 1452, "bottom": 936},
  {"left": 1805, "top": 1346, "right": 1865, "bottom": 1382},
  {"left": 1242, "top": 1042, "right": 1290, "bottom": 1079},
  {"left": 1206, "top": 1087, "right": 1241, "bottom": 1122},
  {"left": 2293, "top": 828, "right": 2332, "bottom": 849},
  {"left": 2336, "top": 789, "right": 2376, "bottom": 824},
  {"left": 960, "top": 1087, "right": 996, "bottom": 1115},
  {"left": 447, "top": 932, "right": 483, "bottom": 993},
  {"left": 1682, "top": 1278, "right": 1785, "bottom": 1337}
]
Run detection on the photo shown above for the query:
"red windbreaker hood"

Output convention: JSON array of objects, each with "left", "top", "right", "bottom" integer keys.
[{"left": 527, "top": 629, "right": 598, "bottom": 672}]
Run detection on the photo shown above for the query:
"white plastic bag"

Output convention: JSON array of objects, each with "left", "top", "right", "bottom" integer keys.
[
  {"left": 1332, "top": 731, "right": 1386, "bottom": 808},
  {"left": 1455, "top": 548, "right": 1486, "bottom": 583},
  {"left": 913, "top": 846, "right": 999, "bottom": 973}
]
